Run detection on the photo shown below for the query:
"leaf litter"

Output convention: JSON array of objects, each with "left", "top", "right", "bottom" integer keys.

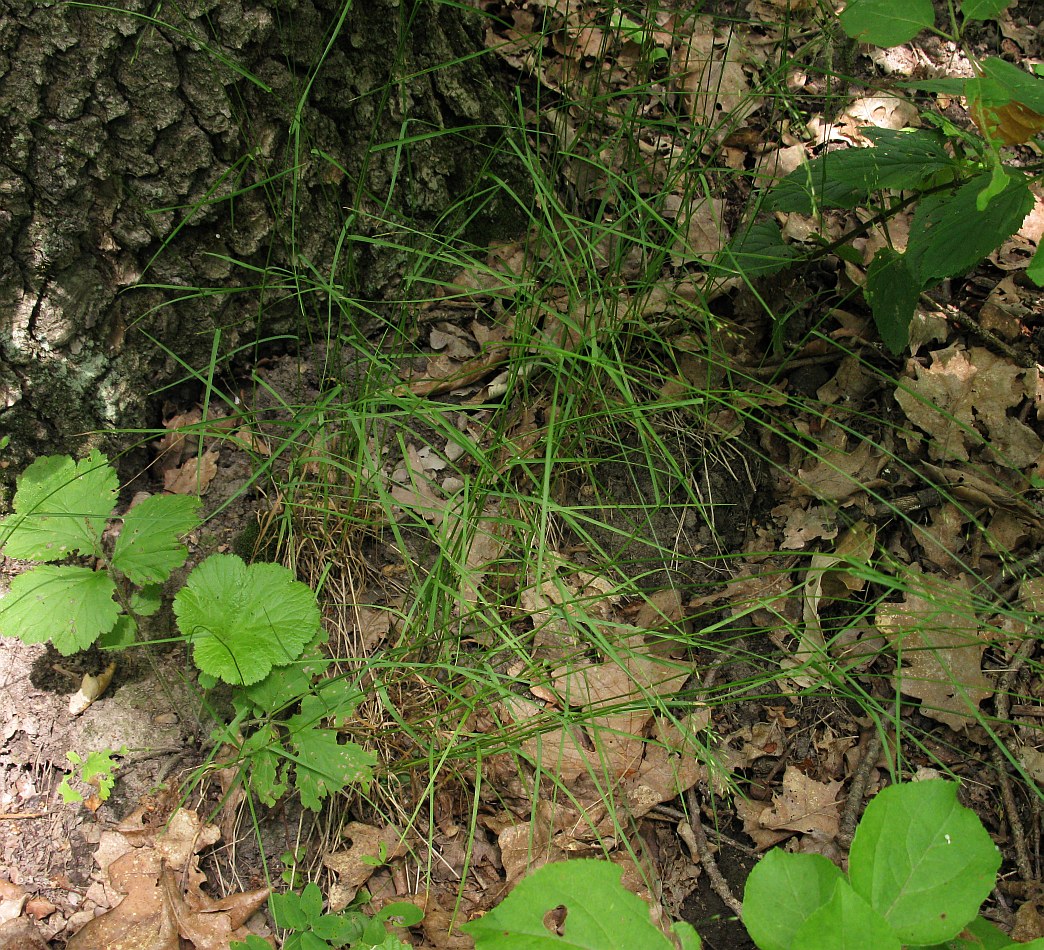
[{"left": 3, "top": 0, "right": 1044, "bottom": 947}]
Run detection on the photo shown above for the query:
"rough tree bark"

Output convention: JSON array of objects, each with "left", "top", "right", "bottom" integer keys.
[{"left": 0, "top": 0, "right": 530, "bottom": 491}]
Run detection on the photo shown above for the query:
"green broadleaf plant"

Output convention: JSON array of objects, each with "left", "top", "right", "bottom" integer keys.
[
  {"left": 0, "top": 451, "right": 200, "bottom": 654},
  {"left": 743, "top": 780, "right": 1018, "bottom": 950},
  {"left": 471, "top": 782, "right": 1035, "bottom": 950},
  {"left": 724, "top": 0, "right": 1044, "bottom": 356},
  {"left": 229, "top": 881, "right": 418, "bottom": 949},
  {"left": 0, "top": 453, "right": 372, "bottom": 813},
  {"left": 214, "top": 646, "right": 377, "bottom": 811},
  {"left": 58, "top": 745, "right": 128, "bottom": 805},
  {"left": 463, "top": 859, "right": 702, "bottom": 950}
]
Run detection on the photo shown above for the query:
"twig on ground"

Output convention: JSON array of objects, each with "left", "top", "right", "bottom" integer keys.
[
  {"left": 838, "top": 730, "right": 884, "bottom": 850},
  {"left": 927, "top": 299, "right": 1035, "bottom": 368},
  {"left": 682, "top": 789, "right": 744, "bottom": 920},
  {"left": 990, "top": 636, "right": 1037, "bottom": 884},
  {"left": 650, "top": 804, "right": 757, "bottom": 856}
]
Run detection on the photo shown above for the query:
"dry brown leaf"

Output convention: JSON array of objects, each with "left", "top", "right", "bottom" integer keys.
[
  {"left": 912, "top": 503, "right": 968, "bottom": 571},
  {"left": 801, "top": 520, "right": 876, "bottom": 655},
  {"left": 322, "top": 822, "right": 410, "bottom": 912},
  {"left": 163, "top": 449, "right": 220, "bottom": 495},
  {"left": 896, "top": 345, "right": 1042, "bottom": 466},
  {"left": 837, "top": 96, "right": 920, "bottom": 141},
  {"left": 497, "top": 801, "right": 565, "bottom": 883},
  {"left": 155, "top": 408, "right": 202, "bottom": 473},
  {"left": 677, "top": 21, "right": 754, "bottom": 130},
  {"left": 354, "top": 606, "right": 392, "bottom": 652},
  {"left": 777, "top": 504, "right": 838, "bottom": 550},
  {"left": 68, "top": 661, "right": 117, "bottom": 717},
  {"left": 552, "top": 650, "right": 691, "bottom": 778},
  {"left": 66, "top": 827, "right": 270, "bottom": 950},
  {"left": 734, "top": 796, "right": 791, "bottom": 851},
  {"left": 875, "top": 571, "right": 993, "bottom": 731},
  {"left": 795, "top": 439, "right": 886, "bottom": 502},
  {"left": 759, "top": 765, "right": 843, "bottom": 837},
  {"left": 970, "top": 96, "right": 1044, "bottom": 146}
]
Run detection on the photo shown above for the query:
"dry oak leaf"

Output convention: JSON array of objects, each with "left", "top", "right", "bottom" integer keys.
[
  {"left": 322, "top": 822, "right": 409, "bottom": 912},
  {"left": 759, "top": 765, "right": 843, "bottom": 837},
  {"left": 795, "top": 438, "right": 886, "bottom": 502},
  {"left": 897, "top": 346, "right": 1042, "bottom": 466},
  {"left": 875, "top": 571, "right": 993, "bottom": 731},
  {"left": 163, "top": 449, "right": 220, "bottom": 495}
]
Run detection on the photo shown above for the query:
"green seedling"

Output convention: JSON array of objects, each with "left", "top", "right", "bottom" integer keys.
[
  {"left": 0, "top": 451, "right": 200, "bottom": 654},
  {"left": 216, "top": 654, "right": 377, "bottom": 811},
  {"left": 0, "top": 452, "right": 374, "bottom": 813},
  {"left": 230, "top": 882, "right": 421, "bottom": 950},
  {"left": 281, "top": 848, "right": 308, "bottom": 889},
  {"left": 58, "top": 745, "right": 128, "bottom": 805}
]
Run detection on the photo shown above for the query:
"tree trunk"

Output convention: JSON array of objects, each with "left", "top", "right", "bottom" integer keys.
[{"left": 0, "top": 0, "right": 530, "bottom": 490}]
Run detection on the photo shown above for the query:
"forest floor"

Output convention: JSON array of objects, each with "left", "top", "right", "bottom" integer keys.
[{"left": 2, "top": 0, "right": 1044, "bottom": 948}]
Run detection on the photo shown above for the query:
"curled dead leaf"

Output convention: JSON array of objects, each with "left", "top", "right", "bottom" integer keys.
[{"left": 69, "top": 662, "right": 117, "bottom": 717}]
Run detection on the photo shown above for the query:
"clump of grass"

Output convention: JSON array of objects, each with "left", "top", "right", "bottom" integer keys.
[{"left": 106, "top": 0, "right": 1042, "bottom": 918}]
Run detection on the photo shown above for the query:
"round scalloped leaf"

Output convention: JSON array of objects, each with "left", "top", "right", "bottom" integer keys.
[
  {"left": 111, "top": 494, "right": 201, "bottom": 585},
  {"left": 0, "top": 452, "right": 117, "bottom": 561},
  {"left": 173, "top": 554, "right": 320, "bottom": 686},
  {"left": 0, "top": 565, "right": 119, "bottom": 655}
]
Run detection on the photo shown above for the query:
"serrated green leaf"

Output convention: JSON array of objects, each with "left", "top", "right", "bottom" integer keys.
[
  {"left": 287, "top": 711, "right": 377, "bottom": 811},
  {"left": 976, "top": 161, "right": 1011, "bottom": 211},
  {"left": 111, "top": 494, "right": 200, "bottom": 585},
  {"left": 768, "top": 130, "right": 956, "bottom": 213},
  {"left": 982, "top": 57, "right": 1044, "bottom": 113},
  {"left": 865, "top": 247, "right": 920, "bottom": 354},
  {"left": 313, "top": 677, "right": 364, "bottom": 726},
  {"left": 849, "top": 780, "right": 1001, "bottom": 945},
  {"left": 243, "top": 726, "right": 289, "bottom": 806},
  {"left": 0, "top": 452, "right": 117, "bottom": 561},
  {"left": 99, "top": 614, "right": 137, "bottom": 650},
  {"left": 899, "top": 78, "right": 970, "bottom": 96},
  {"left": 173, "top": 554, "right": 320, "bottom": 686},
  {"left": 1027, "top": 238, "right": 1044, "bottom": 286},
  {"left": 58, "top": 776, "right": 85, "bottom": 804},
  {"left": 906, "top": 172, "right": 1034, "bottom": 283},
  {"left": 792, "top": 879, "right": 900, "bottom": 950},
  {"left": 244, "top": 664, "right": 316, "bottom": 715},
  {"left": 720, "top": 219, "right": 801, "bottom": 277},
  {"left": 960, "top": 0, "right": 1012, "bottom": 20},
  {"left": 0, "top": 565, "right": 118, "bottom": 654},
  {"left": 839, "top": 0, "right": 934, "bottom": 46},
  {"left": 743, "top": 850, "right": 845, "bottom": 950},
  {"left": 463, "top": 860, "right": 676, "bottom": 949},
  {"left": 130, "top": 584, "right": 163, "bottom": 617}
]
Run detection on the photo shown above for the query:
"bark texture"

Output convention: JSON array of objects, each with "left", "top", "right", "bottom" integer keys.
[{"left": 0, "top": 0, "right": 529, "bottom": 491}]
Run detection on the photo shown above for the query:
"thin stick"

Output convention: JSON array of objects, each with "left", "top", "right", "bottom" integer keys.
[
  {"left": 684, "top": 789, "right": 743, "bottom": 920},
  {"left": 838, "top": 731, "right": 883, "bottom": 850}
]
